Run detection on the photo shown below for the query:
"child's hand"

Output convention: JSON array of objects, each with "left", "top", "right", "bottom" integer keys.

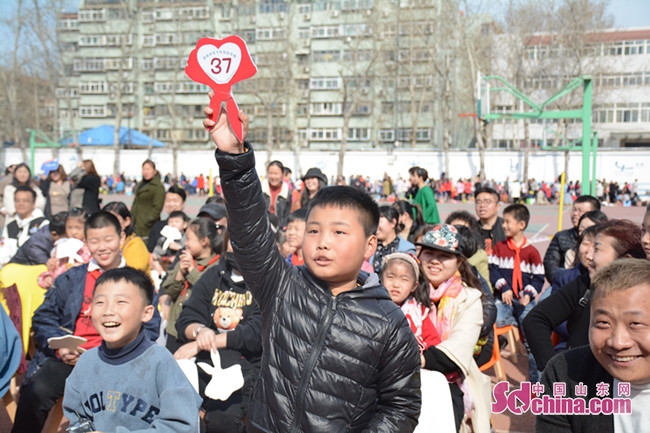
[
  {"left": 58, "top": 348, "right": 82, "bottom": 366},
  {"left": 502, "top": 290, "right": 513, "bottom": 306},
  {"left": 520, "top": 294, "right": 531, "bottom": 307},
  {"left": 179, "top": 250, "right": 193, "bottom": 275},
  {"left": 203, "top": 92, "right": 248, "bottom": 153},
  {"left": 40, "top": 275, "right": 54, "bottom": 289},
  {"left": 174, "top": 341, "right": 200, "bottom": 360},
  {"left": 46, "top": 257, "right": 58, "bottom": 272}
]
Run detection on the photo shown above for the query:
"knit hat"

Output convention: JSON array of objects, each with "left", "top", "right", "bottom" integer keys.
[
  {"left": 301, "top": 167, "right": 328, "bottom": 185},
  {"left": 415, "top": 224, "right": 463, "bottom": 256}
]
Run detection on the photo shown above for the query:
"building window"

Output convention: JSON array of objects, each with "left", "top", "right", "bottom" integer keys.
[
  {"left": 311, "top": 102, "right": 341, "bottom": 115},
  {"left": 312, "top": 50, "right": 341, "bottom": 62},
  {"left": 311, "top": 26, "right": 340, "bottom": 38},
  {"left": 310, "top": 77, "right": 340, "bottom": 89},
  {"left": 379, "top": 129, "right": 394, "bottom": 141},
  {"left": 347, "top": 128, "right": 370, "bottom": 141},
  {"left": 310, "top": 128, "right": 340, "bottom": 140}
]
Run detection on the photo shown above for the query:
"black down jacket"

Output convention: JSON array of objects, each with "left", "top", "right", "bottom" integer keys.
[
  {"left": 543, "top": 227, "right": 578, "bottom": 283},
  {"left": 216, "top": 145, "right": 421, "bottom": 433}
]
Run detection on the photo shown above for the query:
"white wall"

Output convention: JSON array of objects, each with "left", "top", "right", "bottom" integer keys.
[{"left": 5, "top": 147, "right": 648, "bottom": 190}]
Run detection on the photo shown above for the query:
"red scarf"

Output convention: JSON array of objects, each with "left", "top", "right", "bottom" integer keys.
[
  {"left": 507, "top": 237, "right": 527, "bottom": 298},
  {"left": 179, "top": 254, "right": 220, "bottom": 300}
]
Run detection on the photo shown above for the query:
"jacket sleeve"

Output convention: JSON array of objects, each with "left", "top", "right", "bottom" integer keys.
[
  {"left": 22, "top": 227, "right": 53, "bottom": 264},
  {"left": 225, "top": 301, "right": 262, "bottom": 357},
  {"left": 488, "top": 244, "right": 512, "bottom": 295},
  {"left": 522, "top": 278, "right": 583, "bottom": 371},
  {"left": 361, "top": 316, "right": 421, "bottom": 433},
  {"left": 160, "top": 261, "right": 184, "bottom": 300},
  {"left": 522, "top": 247, "right": 545, "bottom": 297},
  {"left": 535, "top": 355, "right": 573, "bottom": 433},
  {"left": 3, "top": 185, "right": 15, "bottom": 215},
  {"left": 151, "top": 184, "right": 165, "bottom": 222},
  {"left": 543, "top": 233, "right": 562, "bottom": 283},
  {"left": 31, "top": 272, "right": 73, "bottom": 354},
  {"left": 215, "top": 145, "right": 294, "bottom": 310},
  {"left": 175, "top": 269, "right": 213, "bottom": 342}
]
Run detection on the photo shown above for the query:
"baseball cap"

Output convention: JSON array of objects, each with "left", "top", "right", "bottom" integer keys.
[
  {"left": 197, "top": 203, "right": 227, "bottom": 221},
  {"left": 415, "top": 224, "right": 463, "bottom": 256}
]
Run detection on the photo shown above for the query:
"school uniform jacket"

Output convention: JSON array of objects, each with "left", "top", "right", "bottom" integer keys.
[
  {"left": 28, "top": 264, "right": 161, "bottom": 379},
  {"left": 216, "top": 144, "right": 421, "bottom": 433}
]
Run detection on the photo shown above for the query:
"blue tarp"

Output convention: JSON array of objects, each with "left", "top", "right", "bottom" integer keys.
[{"left": 60, "top": 125, "right": 164, "bottom": 147}]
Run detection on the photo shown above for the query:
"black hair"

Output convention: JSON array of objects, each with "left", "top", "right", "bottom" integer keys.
[
  {"left": 453, "top": 225, "right": 481, "bottom": 258},
  {"left": 379, "top": 205, "right": 404, "bottom": 234},
  {"left": 94, "top": 266, "right": 154, "bottom": 305},
  {"left": 503, "top": 203, "right": 530, "bottom": 228},
  {"left": 288, "top": 208, "right": 308, "bottom": 224},
  {"left": 445, "top": 210, "right": 480, "bottom": 230},
  {"left": 168, "top": 210, "right": 189, "bottom": 222},
  {"left": 474, "top": 186, "right": 500, "bottom": 201},
  {"left": 205, "top": 195, "right": 225, "bottom": 205},
  {"left": 408, "top": 166, "right": 428, "bottom": 181},
  {"left": 50, "top": 211, "right": 68, "bottom": 236},
  {"left": 187, "top": 217, "right": 223, "bottom": 254},
  {"left": 267, "top": 160, "right": 284, "bottom": 171},
  {"left": 102, "top": 201, "right": 134, "bottom": 236},
  {"left": 85, "top": 210, "right": 122, "bottom": 237},
  {"left": 393, "top": 200, "right": 424, "bottom": 227},
  {"left": 283, "top": 166, "right": 292, "bottom": 176},
  {"left": 307, "top": 185, "right": 379, "bottom": 237},
  {"left": 166, "top": 184, "right": 187, "bottom": 202},
  {"left": 575, "top": 195, "right": 601, "bottom": 211},
  {"left": 578, "top": 210, "right": 608, "bottom": 228},
  {"left": 14, "top": 185, "right": 36, "bottom": 202},
  {"left": 445, "top": 210, "right": 485, "bottom": 249}
]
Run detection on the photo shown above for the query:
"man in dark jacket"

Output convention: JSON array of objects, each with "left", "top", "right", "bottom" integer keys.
[
  {"left": 537, "top": 259, "right": 650, "bottom": 433},
  {"left": 202, "top": 107, "right": 421, "bottom": 432},
  {"left": 475, "top": 187, "right": 505, "bottom": 255},
  {"left": 9, "top": 211, "right": 67, "bottom": 265},
  {"left": 543, "top": 195, "right": 599, "bottom": 283}
]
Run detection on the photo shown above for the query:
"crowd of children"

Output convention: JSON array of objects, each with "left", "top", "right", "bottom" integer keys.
[{"left": 1, "top": 101, "right": 650, "bottom": 433}]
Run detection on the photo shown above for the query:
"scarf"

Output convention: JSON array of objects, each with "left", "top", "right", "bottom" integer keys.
[
  {"left": 428, "top": 272, "right": 463, "bottom": 341},
  {"left": 179, "top": 254, "right": 220, "bottom": 300},
  {"left": 507, "top": 236, "right": 527, "bottom": 298},
  {"left": 429, "top": 272, "right": 475, "bottom": 418}
]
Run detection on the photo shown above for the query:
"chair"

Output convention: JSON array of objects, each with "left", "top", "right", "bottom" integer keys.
[
  {"left": 479, "top": 326, "right": 507, "bottom": 382},
  {"left": 495, "top": 324, "right": 526, "bottom": 363}
]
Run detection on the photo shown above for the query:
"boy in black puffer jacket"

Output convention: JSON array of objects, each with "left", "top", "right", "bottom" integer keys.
[{"left": 201, "top": 105, "right": 421, "bottom": 433}]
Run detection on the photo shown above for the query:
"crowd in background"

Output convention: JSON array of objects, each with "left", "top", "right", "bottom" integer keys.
[{"left": 0, "top": 153, "right": 648, "bottom": 433}]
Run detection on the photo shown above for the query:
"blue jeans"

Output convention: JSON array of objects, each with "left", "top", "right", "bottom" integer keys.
[{"left": 495, "top": 297, "right": 540, "bottom": 383}]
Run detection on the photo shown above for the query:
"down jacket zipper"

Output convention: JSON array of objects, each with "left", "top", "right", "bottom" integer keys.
[{"left": 289, "top": 295, "right": 338, "bottom": 433}]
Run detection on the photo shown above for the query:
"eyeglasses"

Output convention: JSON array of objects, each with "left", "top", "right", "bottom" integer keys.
[{"left": 475, "top": 200, "right": 494, "bottom": 206}]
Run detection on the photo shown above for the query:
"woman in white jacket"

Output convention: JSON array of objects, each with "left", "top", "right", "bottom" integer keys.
[
  {"left": 415, "top": 224, "right": 492, "bottom": 433},
  {"left": 1, "top": 163, "right": 45, "bottom": 220}
]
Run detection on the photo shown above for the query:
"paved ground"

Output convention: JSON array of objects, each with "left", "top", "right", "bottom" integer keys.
[{"left": 1, "top": 194, "right": 646, "bottom": 432}]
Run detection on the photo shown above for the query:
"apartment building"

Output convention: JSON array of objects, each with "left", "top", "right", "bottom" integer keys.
[
  {"left": 489, "top": 27, "right": 650, "bottom": 149},
  {"left": 56, "top": 0, "right": 472, "bottom": 151}
]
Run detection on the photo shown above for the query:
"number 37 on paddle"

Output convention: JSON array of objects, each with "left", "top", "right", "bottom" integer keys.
[{"left": 185, "top": 35, "right": 257, "bottom": 143}]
